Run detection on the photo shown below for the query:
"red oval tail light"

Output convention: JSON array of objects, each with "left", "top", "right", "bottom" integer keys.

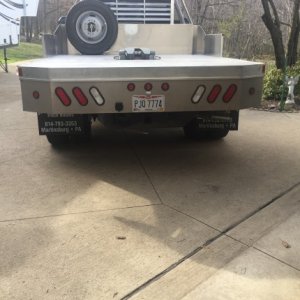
[
  {"left": 207, "top": 85, "right": 222, "bottom": 103},
  {"left": 223, "top": 84, "right": 237, "bottom": 103},
  {"left": 73, "top": 87, "right": 88, "bottom": 106},
  {"left": 55, "top": 87, "right": 72, "bottom": 106}
]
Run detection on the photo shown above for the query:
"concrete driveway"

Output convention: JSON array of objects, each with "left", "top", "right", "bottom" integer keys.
[{"left": 0, "top": 70, "right": 300, "bottom": 299}]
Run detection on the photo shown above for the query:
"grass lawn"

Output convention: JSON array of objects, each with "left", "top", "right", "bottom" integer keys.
[{"left": 3, "top": 42, "right": 43, "bottom": 64}]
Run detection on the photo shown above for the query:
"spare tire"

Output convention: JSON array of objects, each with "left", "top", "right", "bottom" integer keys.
[{"left": 66, "top": 0, "right": 118, "bottom": 55}]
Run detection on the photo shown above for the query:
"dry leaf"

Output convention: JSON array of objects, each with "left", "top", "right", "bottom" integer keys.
[{"left": 281, "top": 240, "right": 291, "bottom": 249}]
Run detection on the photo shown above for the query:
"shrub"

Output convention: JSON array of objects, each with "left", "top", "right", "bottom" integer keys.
[{"left": 263, "top": 61, "right": 300, "bottom": 100}]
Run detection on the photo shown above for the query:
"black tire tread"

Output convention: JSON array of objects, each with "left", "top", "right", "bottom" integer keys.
[{"left": 46, "top": 135, "right": 70, "bottom": 146}]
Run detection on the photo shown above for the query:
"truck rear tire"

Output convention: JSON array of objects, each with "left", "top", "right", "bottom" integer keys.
[
  {"left": 206, "top": 128, "right": 229, "bottom": 139},
  {"left": 184, "top": 120, "right": 229, "bottom": 140},
  {"left": 66, "top": 0, "right": 118, "bottom": 55},
  {"left": 46, "top": 135, "right": 70, "bottom": 146},
  {"left": 45, "top": 116, "right": 91, "bottom": 146}
]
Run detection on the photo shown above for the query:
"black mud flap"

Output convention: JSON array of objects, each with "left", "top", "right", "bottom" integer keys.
[
  {"left": 196, "top": 111, "right": 239, "bottom": 131},
  {"left": 38, "top": 114, "right": 88, "bottom": 135}
]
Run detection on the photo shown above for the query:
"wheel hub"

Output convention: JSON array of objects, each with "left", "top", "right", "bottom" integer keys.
[{"left": 76, "top": 11, "right": 108, "bottom": 44}]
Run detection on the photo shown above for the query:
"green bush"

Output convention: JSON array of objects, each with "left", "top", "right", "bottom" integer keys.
[{"left": 263, "top": 61, "right": 300, "bottom": 100}]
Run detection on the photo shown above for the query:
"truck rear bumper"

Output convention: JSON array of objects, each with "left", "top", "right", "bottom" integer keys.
[{"left": 18, "top": 55, "right": 264, "bottom": 114}]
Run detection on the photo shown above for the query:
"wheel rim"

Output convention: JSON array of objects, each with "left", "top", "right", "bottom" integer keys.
[{"left": 75, "top": 11, "right": 108, "bottom": 44}]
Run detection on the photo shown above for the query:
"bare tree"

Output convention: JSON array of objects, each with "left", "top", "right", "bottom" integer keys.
[
  {"left": 261, "top": 0, "right": 300, "bottom": 68},
  {"left": 21, "top": 17, "right": 36, "bottom": 42},
  {"left": 21, "top": 0, "right": 75, "bottom": 40},
  {"left": 188, "top": 0, "right": 270, "bottom": 59},
  {"left": 286, "top": 0, "right": 300, "bottom": 65},
  {"left": 40, "top": 0, "right": 74, "bottom": 33},
  {"left": 21, "top": 0, "right": 299, "bottom": 66}
]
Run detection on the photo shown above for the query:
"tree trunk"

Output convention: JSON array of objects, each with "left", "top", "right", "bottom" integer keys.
[
  {"left": 286, "top": 0, "right": 300, "bottom": 66},
  {"left": 25, "top": 18, "right": 31, "bottom": 42},
  {"left": 261, "top": 0, "right": 286, "bottom": 69}
]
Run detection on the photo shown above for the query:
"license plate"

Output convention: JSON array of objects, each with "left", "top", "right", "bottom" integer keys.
[{"left": 132, "top": 95, "right": 165, "bottom": 112}]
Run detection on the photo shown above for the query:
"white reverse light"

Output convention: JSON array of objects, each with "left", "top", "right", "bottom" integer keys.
[
  {"left": 90, "top": 87, "right": 105, "bottom": 106},
  {"left": 192, "top": 85, "right": 206, "bottom": 104}
]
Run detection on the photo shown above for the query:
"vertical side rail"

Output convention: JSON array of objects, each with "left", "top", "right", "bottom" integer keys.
[{"left": 0, "top": 44, "right": 9, "bottom": 73}]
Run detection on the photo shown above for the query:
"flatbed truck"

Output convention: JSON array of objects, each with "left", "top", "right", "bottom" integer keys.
[{"left": 18, "top": 0, "right": 264, "bottom": 145}]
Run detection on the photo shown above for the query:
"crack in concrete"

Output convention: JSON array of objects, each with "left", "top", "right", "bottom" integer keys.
[
  {"left": 130, "top": 144, "right": 164, "bottom": 205},
  {"left": 121, "top": 232, "right": 224, "bottom": 300},
  {"left": 121, "top": 181, "right": 300, "bottom": 300},
  {"left": 225, "top": 234, "right": 300, "bottom": 273},
  {"left": 252, "top": 246, "right": 300, "bottom": 273},
  {"left": 0, "top": 203, "right": 163, "bottom": 223},
  {"left": 221, "top": 181, "right": 300, "bottom": 234},
  {"left": 164, "top": 204, "right": 222, "bottom": 234}
]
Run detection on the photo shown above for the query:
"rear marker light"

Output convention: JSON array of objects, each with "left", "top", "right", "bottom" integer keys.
[
  {"left": 55, "top": 87, "right": 71, "bottom": 106},
  {"left": 127, "top": 83, "right": 135, "bottom": 92},
  {"left": 223, "top": 84, "right": 237, "bottom": 103},
  {"left": 249, "top": 87, "right": 256, "bottom": 95},
  {"left": 73, "top": 87, "right": 88, "bottom": 106},
  {"left": 90, "top": 87, "right": 105, "bottom": 106},
  {"left": 33, "top": 91, "right": 40, "bottom": 99},
  {"left": 192, "top": 85, "right": 206, "bottom": 104},
  {"left": 161, "top": 83, "right": 170, "bottom": 91},
  {"left": 208, "top": 85, "right": 222, "bottom": 103},
  {"left": 144, "top": 83, "right": 153, "bottom": 91}
]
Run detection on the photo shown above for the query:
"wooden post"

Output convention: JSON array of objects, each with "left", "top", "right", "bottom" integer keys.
[
  {"left": 0, "top": 39, "right": 9, "bottom": 73},
  {"left": 3, "top": 45, "right": 8, "bottom": 73}
]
